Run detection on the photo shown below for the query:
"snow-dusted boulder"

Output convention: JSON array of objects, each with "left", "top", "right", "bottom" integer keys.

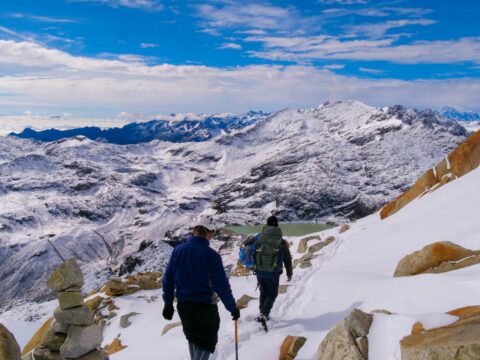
[
  {"left": 393, "top": 241, "right": 480, "bottom": 277},
  {"left": 401, "top": 306, "right": 480, "bottom": 359},
  {"left": 0, "top": 323, "right": 21, "bottom": 360},
  {"left": 317, "top": 309, "right": 372, "bottom": 360}
]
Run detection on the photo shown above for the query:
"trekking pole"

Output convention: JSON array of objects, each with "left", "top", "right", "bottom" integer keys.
[{"left": 234, "top": 320, "right": 239, "bottom": 360}]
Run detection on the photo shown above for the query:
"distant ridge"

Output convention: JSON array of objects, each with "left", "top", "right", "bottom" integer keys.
[{"left": 9, "top": 111, "right": 268, "bottom": 145}]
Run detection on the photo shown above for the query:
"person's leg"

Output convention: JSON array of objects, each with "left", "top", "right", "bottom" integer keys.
[
  {"left": 257, "top": 276, "right": 268, "bottom": 316},
  {"left": 188, "top": 341, "right": 196, "bottom": 360},
  {"left": 262, "top": 275, "right": 280, "bottom": 318},
  {"left": 190, "top": 342, "right": 211, "bottom": 360}
]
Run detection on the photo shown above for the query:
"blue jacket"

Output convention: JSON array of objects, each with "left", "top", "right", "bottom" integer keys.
[{"left": 162, "top": 236, "right": 237, "bottom": 313}]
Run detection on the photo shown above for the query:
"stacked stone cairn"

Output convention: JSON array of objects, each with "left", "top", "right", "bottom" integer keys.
[{"left": 30, "top": 259, "right": 108, "bottom": 360}]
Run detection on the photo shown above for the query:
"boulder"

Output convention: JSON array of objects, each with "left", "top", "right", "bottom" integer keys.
[
  {"left": 39, "top": 330, "right": 66, "bottom": 352},
  {"left": 76, "top": 349, "right": 109, "bottom": 360},
  {"left": 0, "top": 323, "right": 21, "bottom": 360},
  {"left": 279, "top": 336, "right": 307, "bottom": 360},
  {"left": 423, "top": 254, "right": 480, "bottom": 275},
  {"left": 400, "top": 308, "right": 480, "bottom": 359},
  {"left": 51, "top": 320, "right": 69, "bottom": 335},
  {"left": 339, "top": 224, "right": 350, "bottom": 234},
  {"left": 22, "top": 318, "right": 53, "bottom": 356},
  {"left": 102, "top": 280, "right": 125, "bottom": 297},
  {"left": 317, "top": 309, "right": 373, "bottom": 360},
  {"left": 161, "top": 322, "right": 182, "bottom": 336},
  {"left": 46, "top": 258, "right": 84, "bottom": 292},
  {"left": 60, "top": 325, "right": 103, "bottom": 358},
  {"left": 21, "top": 352, "right": 33, "bottom": 360},
  {"left": 308, "top": 236, "right": 336, "bottom": 254},
  {"left": 393, "top": 241, "right": 479, "bottom": 277},
  {"left": 411, "top": 322, "right": 425, "bottom": 336},
  {"left": 236, "top": 295, "right": 257, "bottom": 310},
  {"left": 54, "top": 305, "right": 94, "bottom": 326},
  {"left": 381, "top": 131, "right": 480, "bottom": 220},
  {"left": 58, "top": 291, "right": 84, "bottom": 310},
  {"left": 297, "top": 235, "right": 321, "bottom": 253},
  {"left": 119, "top": 313, "right": 139, "bottom": 329},
  {"left": 85, "top": 296, "right": 103, "bottom": 312},
  {"left": 32, "top": 347, "right": 63, "bottom": 360},
  {"left": 105, "top": 338, "right": 127, "bottom": 355}
]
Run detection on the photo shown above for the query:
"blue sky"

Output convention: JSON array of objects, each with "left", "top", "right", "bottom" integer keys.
[{"left": 0, "top": 0, "right": 480, "bottom": 130}]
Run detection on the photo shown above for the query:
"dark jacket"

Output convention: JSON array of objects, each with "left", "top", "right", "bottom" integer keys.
[
  {"left": 162, "top": 236, "right": 237, "bottom": 313},
  {"left": 245, "top": 232, "right": 293, "bottom": 279}
]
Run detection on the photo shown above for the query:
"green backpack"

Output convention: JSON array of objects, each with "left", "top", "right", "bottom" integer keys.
[{"left": 254, "top": 226, "right": 283, "bottom": 273}]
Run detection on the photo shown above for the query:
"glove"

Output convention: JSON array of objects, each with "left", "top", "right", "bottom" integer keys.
[
  {"left": 163, "top": 304, "right": 174, "bottom": 320},
  {"left": 231, "top": 308, "right": 240, "bottom": 321}
]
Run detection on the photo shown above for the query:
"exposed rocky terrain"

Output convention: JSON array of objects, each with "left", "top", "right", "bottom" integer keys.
[{"left": 0, "top": 100, "right": 470, "bottom": 309}]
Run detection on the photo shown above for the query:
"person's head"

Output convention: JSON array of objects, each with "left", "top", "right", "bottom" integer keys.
[
  {"left": 267, "top": 215, "right": 278, "bottom": 227},
  {"left": 192, "top": 215, "right": 216, "bottom": 240}
]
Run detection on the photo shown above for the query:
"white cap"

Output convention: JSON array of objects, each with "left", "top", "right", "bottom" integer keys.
[{"left": 195, "top": 215, "right": 216, "bottom": 232}]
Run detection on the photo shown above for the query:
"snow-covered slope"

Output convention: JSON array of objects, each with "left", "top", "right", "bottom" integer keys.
[
  {"left": 0, "top": 101, "right": 468, "bottom": 309},
  {"left": 5, "top": 160, "right": 476, "bottom": 359}
]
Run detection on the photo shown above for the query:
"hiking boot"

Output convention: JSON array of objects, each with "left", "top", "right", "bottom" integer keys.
[{"left": 255, "top": 314, "right": 269, "bottom": 322}]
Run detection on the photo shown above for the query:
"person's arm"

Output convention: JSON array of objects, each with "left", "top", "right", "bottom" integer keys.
[
  {"left": 282, "top": 241, "right": 293, "bottom": 280},
  {"left": 162, "top": 249, "right": 177, "bottom": 305},
  {"left": 210, "top": 252, "right": 237, "bottom": 314}
]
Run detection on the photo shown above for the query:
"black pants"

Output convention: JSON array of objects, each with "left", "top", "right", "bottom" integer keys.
[
  {"left": 257, "top": 274, "right": 280, "bottom": 317},
  {"left": 177, "top": 301, "right": 220, "bottom": 354}
]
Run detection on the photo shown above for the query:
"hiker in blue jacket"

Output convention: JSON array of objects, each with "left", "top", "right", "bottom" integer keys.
[
  {"left": 249, "top": 216, "right": 293, "bottom": 324},
  {"left": 162, "top": 215, "right": 240, "bottom": 360}
]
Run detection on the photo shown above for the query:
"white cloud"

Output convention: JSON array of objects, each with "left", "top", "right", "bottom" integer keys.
[
  {"left": 72, "top": 0, "right": 163, "bottom": 12},
  {"left": 140, "top": 42, "right": 160, "bottom": 48},
  {"left": 318, "top": 0, "right": 369, "bottom": 4},
  {"left": 0, "top": 39, "right": 479, "bottom": 124},
  {"left": 359, "top": 67, "right": 384, "bottom": 74},
  {"left": 348, "top": 19, "right": 436, "bottom": 38},
  {"left": 219, "top": 43, "right": 242, "bottom": 50},
  {"left": 324, "top": 64, "right": 345, "bottom": 70},
  {"left": 246, "top": 35, "right": 480, "bottom": 64},
  {"left": 9, "top": 13, "right": 78, "bottom": 23},
  {"left": 195, "top": 3, "right": 319, "bottom": 34}
]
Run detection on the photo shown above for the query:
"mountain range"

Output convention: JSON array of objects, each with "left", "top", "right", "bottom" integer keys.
[{"left": 0, "top": 100, "right": 471, "bottom": 310}]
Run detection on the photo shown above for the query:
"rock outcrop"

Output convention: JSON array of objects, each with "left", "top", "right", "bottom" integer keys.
[
  {"left": 394, "top": 241, "right": 480, "bottom": 277},
  {"left": 401, "top": 306, "right": 480, "bottom": 359},
  {"left": 101, "top": 272, "right": 162, "bottom": 297},
  {"left": 381, "top": 130, "right": 480, "bottom": 219},
  {"left": 279, "top": 336, "right": 307, "bottom": 360},
  {"left": 317, "top": 309, "right": 373, "bottom": 360},
  {"left": 297, "top": 235, "right": 321, "bottom": 253},
  {"left": 25, "top": 259, "right": 108, "bottom": 360},
  {"left": 0, "top": 323, "right": 21, "bottom": 360}
]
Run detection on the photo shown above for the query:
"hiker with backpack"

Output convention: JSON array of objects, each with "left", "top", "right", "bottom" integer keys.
[
  {"left": 241, "top": 216, "right": 293, "bottom": 328},
  {"left": 162, "top": 215, "right": 240, "bottom": 360}
]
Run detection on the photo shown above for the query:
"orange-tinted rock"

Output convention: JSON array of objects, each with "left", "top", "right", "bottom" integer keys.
[
  {"left": 85, "top": 296, "right": 103, "bottom": 312},
  {"left": 105, "top": 338, "right": 127, "bottom": 355},
  {"left": 381, "top": 130, "right": 480, "bottom": 220},
  {"left": 447, "top": 306, "right": 480, "bottom": 319},
  {"left": 400, "top": 308, "right": 480, "bottom": 359},
  {"left": 279, "top": 336, "right": 307, "bottom": 360},
  {"left": 449, "top": 130, "right": 480, "bottom": 178},
  {"left": 411, "top": 322, "right": 425, "bottom": 335},
  {"left": 21, "top": 318, "right": 53, "bottom": 356},
  {"left": 394, "top": 242, "right": 475, "bottom": 277}
]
